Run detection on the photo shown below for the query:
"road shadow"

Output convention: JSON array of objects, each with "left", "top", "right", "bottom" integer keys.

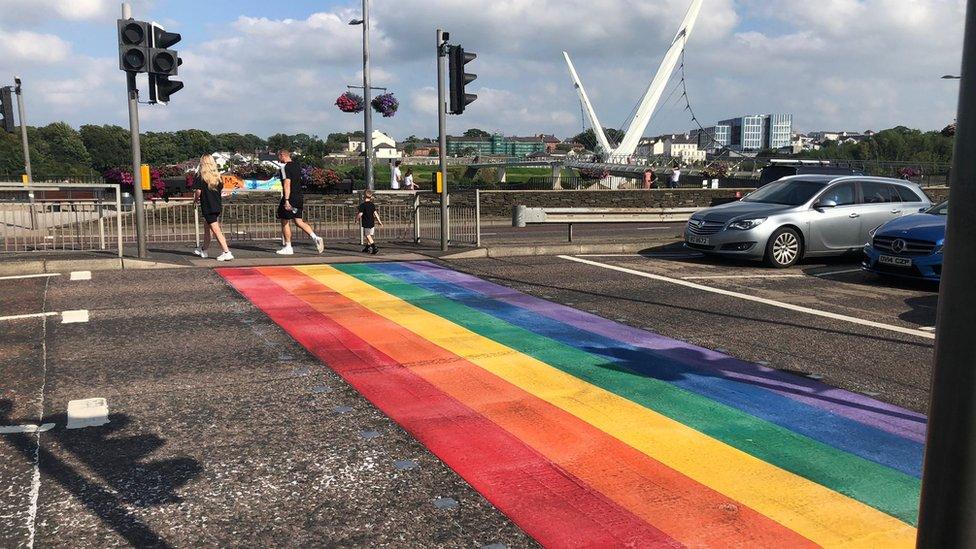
[
  {"left": 0, "top": 399, "right": 201, "bottom": 547},
  {"left": 901, "top": 295, "right": 939, "bottom": 327}
]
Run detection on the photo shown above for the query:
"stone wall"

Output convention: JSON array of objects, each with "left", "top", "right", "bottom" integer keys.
[{"left": 225, "top": 186, "right": 951, "bottom": 219}]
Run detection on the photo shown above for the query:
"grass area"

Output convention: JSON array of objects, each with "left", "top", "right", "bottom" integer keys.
[{"left": 321, "top": 161, "right": 570, "bottom": 189}]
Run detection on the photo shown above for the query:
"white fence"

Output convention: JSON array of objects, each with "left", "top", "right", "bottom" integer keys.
[{"left": 1, "top": 184, "right": 480, "bottom": 254}]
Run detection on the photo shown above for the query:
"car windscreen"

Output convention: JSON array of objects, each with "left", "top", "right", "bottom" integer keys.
[
  {"left": 926, "top": 201, "right": 948, "bottom": 215},
  {"left": 742, "top": 180, "right": 826, "bottom": 206}
]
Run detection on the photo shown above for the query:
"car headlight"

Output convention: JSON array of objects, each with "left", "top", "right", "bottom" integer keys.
[
  {"left": 935, "top": 240, "right": 945, "bottom": 254},
  {"left": 728, "top": 218, "right": 767, "bottom": 231}
]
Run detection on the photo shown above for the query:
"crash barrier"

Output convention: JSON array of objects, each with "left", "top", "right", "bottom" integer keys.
[{"left": 513, "top": 205, "right": 699, "bottom": 242}]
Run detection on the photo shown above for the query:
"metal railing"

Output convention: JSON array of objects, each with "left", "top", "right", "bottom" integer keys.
[
  {"left": 1, "top": 182, "right": 123, "bottom": 256},
  {"left": 1, "top": 186, "right": 481, "bottom": 253}
]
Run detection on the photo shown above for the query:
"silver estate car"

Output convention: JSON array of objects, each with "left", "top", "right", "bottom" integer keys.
[{"left": 685, "top": 176, "right": 932, "bottom": 268}]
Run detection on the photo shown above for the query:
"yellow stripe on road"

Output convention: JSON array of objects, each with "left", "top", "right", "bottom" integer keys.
[{"left": 298, "top": 265, "right": 916, "bottom": 548}]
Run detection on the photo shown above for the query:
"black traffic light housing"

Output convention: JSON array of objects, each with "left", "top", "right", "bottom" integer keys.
[
  {"left": 118, "top": 19, "right": 152, "bottom": 72},
  {"left": 118, "top": 18, "right": 184, "bottom": 104},
  {"left": 0, "top": 87, "right": 14, "bottom": 133},
  {"left": 448, "top": 45, "right": 477, "bottom": 115}
]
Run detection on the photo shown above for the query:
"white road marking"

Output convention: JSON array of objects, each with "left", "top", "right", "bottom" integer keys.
[
  {"left": 559, "top": 255, "right": 936, "bottom": 340},
  {"left": 0, "top": 273, "right": 60, "bottom": 281},
  {"left": 813, "top": 268, "right": 864, "bottom": 277},
  {"left": 636, "top": 227, "right": 670, "bottom": 231},
  {"left": 921, "top": 326, "right": 937, "bottom": 332},
  {"left": 27, "top": 277, "right": 52, "bottom": 549},
  {"left": 60, "top": 310, "right": 89, "bottom": 324},
  {"left": 0, "top": 424, "right": 55, "bottom": 435},
  {"left": 0, "top": 312, "right": 59, "bottom": 322},
  {"left": 69, "top": 271, "right": 92, "bottom": 281},
  {"left": 66, "top": 398, "right": 110, "bottom": 430},
  {"left": 682, "top": 274, "right": 805, "bottom": 280}
]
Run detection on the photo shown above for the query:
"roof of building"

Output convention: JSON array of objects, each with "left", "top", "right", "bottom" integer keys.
[{"left": 666, "top": 134, "right": 697, "bottom": 145}]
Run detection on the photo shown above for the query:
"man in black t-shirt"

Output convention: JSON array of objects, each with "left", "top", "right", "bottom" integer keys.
[
  {"left": 356, "top": 190, "right": 383, "bottom": 254},
  {"left": 275, "top": 149, "right": 324, "bottom": 255}
]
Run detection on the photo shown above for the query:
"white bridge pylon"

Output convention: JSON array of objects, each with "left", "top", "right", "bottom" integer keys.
[{"left": 563, "top": 0, "right": 704, "bottom": 158}]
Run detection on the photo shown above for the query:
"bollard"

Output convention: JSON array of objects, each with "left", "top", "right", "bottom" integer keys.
[{"left": 513, "top": 205, "right": 527, "bottom": 228}]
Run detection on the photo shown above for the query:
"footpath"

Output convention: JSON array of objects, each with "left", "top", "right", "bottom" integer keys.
[{"left": 0, "top": 221, "right": 686, "bottom": 276}]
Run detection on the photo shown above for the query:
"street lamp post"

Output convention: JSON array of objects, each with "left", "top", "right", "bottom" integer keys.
[
  {"left": 350, "top": 0, "right": 374, "bottom": 191},
  {"left": 917, "top": 0, "right": 976, "bottom": 545}
]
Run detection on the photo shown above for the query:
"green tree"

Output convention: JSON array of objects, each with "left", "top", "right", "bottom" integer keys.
[
  {"left": 174, "top": 129, "right": 217, "bottom": 159},
  {"left": 267, "top": 133, "right": 293, "bottom": 152},
  {"left": 142, "top": 132, "right": 181, "bottom": 165},
  {"left": 463, "top": 128, "right": 491, "bottom": 138},
  {"left": 80, "top": 124, "right": 130, "bottom": 172},
  {"left": 570, "top": 128, "right": 625, "bottom": 152},
  {"left": 33, "top": 123, "right": 91, "bottom": 175}
]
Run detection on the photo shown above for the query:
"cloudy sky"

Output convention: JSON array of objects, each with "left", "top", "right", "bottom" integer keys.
[{"left": 0, "top": 0, "right": 966, "bottom": 140}]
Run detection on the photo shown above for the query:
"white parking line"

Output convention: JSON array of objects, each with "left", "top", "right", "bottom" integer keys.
[
  {"left": 921, "top": 326, "right": 937, "bottom": 332},
  {"left": 0, "top": 424, "right": 55, "bottom": 435},
  {"left": 0, "top": 312, "right": 59, "bottom": 322},
  {"left": 559, "top": 255, "right": 936, "bottom": 340},
  {"left": 69, "top": 271, "right": 92, "bottom": 281},
  {"left": 60, "top": 310, "right": 89, "bottom": 324},
  {"left": 0, "top": 274, "right": 60, "bottom": 281},
  {"left": 813, "top": 268, "right": 864, "bottom": 277},
  {"left": 682, "top": 274, "right": 806, "bottom": 280}
]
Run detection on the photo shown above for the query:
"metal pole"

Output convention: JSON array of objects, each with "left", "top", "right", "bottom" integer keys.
[
  {"left": 362, "top": 0, "right": 374, "bottom": 191},
  {"left": 437, "top": 29, "right": 449, "bottom": 251},
  {"left": 123, "top": 2, "right": 147, "bottom": 258},
  {"left": 13, "top": 77, "right": 31, "bottom": 183},
  {"left": 917, "top": 0, "right": 976, "bottom": 545}
]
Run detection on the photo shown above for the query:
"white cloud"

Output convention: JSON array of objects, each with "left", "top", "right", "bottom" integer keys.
[
  {"left": 0, "top": 31, "right": 72, "bottom": 67},
  {"left": 1, "top": 0, "right": 967, "bottom": 139},
  {"left": 0, "top": 0, "right": 153, "bottom": 24}
]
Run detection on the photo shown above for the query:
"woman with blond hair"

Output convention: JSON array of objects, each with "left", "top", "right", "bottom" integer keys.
[{"left": 192, "top": 155, "right": 234, "bottom": 261}]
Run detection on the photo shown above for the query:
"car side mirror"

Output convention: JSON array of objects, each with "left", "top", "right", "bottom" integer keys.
[{"left": 816, "top": 199, "right": 838, "bottom": 209}]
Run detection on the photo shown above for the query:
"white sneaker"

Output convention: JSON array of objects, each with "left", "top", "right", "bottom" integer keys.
[
  {"left": 194, "top": 248, "right": 208, "bottom": 259},
  {"left": 314, "top": 236, "right": 325, "bottom": 254},
  {"left": 275, "top": 246, "right": 294, "bottom": 255},
  {"left": 216, "top": 252, "right": 234, "bottom": 262}
]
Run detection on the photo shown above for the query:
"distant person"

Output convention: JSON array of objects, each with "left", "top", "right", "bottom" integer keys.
[
  {"left": 404, "top": 168, "right": 417, "bottom": 190},
  {"left": 192, "top": 155, "right": 234, "bottom": 262},
  {"left": 357, "top": 190, "right": 384, "bottom": 254},
  {"left": 275, "top": 149, "right": 324, "bottom": 255},
  {"left": 670, "top": 167, "right": 682, "bottom": 188},
  {"left": 390, "top": 160, "right": 403, "bottom": 190}
]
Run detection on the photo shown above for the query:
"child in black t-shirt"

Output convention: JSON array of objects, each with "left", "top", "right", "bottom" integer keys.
[{"left": 356, "top": 190, "right": 384, "bottom": 254}]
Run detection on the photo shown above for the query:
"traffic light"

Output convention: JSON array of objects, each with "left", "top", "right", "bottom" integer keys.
[
  {"left": 448, "top": 45, "right": 477, "bottom": 115},
  {"left": 0, "top": 87, "right": 14, "bottom": 133},
  {"left": 117, "top": 19, "right": 152, "bottom": 72},
  {"left": 148, "top": 24, "right": 183, "bottom": 103}
]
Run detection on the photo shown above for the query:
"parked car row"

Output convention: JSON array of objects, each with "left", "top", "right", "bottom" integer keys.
[{"left": 684, "top": 175, "right": 944, "bottom": 282}]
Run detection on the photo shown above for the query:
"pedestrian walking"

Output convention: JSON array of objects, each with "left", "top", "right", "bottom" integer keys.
[
  {"left": 390, "top": 160, "right": 403, "bottom": 190},
  {"left": 357, "top": 190, "right": 384, "bottom": 254},
  {"left": 192, "top": 154, "right": 234, "bottom": 262},
  {"left": 670, "top": 167, "right": 682, "bottom": 188},
  {"left": 275, "top": 149, "right": 324, "bottom": 255},
  {"left": 404, "top": 168, "right": 417, "bottom": 190}
]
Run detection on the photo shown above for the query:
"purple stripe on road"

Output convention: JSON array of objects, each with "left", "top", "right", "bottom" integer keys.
[{"left": 405, "top": 261, "right": 928, "bottom": 443}]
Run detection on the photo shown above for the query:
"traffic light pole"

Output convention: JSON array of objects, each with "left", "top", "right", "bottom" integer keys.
[
  {"left": 123, "top": 2, "right": 147, "bottom": 259},
  {"left": 13, "top": 78, "right": 31, "bottom": 183},
  {"left": 437, "top": 29, "right": 449, "bottom": 251},
  {"left": 917, "top": 0, "right": 976, "bottom": 545},
  {"left": 361, "top": 0, "right": 374, "bottom": 191}
]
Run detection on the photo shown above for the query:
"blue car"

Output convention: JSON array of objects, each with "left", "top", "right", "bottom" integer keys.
[{"left": 863, "top": 201, "right": 947, "bottom": 282}]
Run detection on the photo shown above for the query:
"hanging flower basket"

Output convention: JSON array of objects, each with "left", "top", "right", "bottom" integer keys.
[
  {"left": 578, "top": 167, "right": 609, "bottom": 181},
  {"left": 336, "top": 92, "right": 365, "bottom": 113},
  {"left": 371, "top": 92, "right": 399, "bottom": 118},
  {"left": 898, "top": 166, "right": 923, "bottom": 180},
  {"left": 942, "top": 123, "right": 956, "bottom": 138}
]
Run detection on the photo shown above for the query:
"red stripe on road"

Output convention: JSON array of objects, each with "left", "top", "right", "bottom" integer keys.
[{"left": 220, "top": 267, "right": 678, "bottom": 548}]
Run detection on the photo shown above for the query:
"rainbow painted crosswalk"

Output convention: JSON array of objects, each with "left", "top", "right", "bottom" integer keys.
[{"left": 220, "top": 262, "right": 925, "bottom": 548}]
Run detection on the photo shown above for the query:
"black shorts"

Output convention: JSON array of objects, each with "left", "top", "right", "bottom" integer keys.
[
  {"left": 276, "top": 198, "right": 304, "bottom": 220},
  {"left": 203, "top": 211, "right": 220, "bottom": 224}
]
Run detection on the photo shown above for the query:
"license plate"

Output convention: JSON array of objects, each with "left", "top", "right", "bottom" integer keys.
[
  {"left": 687, "top": 235, "right": 709, "bottom": 246},
  {"left": 879, "top": 255, "right": 912, "bottom": 267}
]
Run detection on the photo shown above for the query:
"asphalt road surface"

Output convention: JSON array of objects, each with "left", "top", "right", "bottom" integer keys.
[
  {"left": 447, "top": 248, "right": 936, "bottom": 413},
  {"left": 0, "top": 269, "right": 533, "bottom": 548},
  {"left": 0, "top": 247, "right": 935, "bottom": 546}
]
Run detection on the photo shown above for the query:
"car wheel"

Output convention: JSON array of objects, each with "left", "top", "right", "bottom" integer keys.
[{"left": 765, "top": 227, "right": 802, "bottom": 268}]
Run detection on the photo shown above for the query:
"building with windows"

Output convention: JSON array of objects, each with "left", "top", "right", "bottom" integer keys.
[
  {"left": 706, "top": 114, "right": 794, "bottom": 152},
  {"left": 664, "top": 134, "right": 706, "bottom": 163},
  {"left": 446, "top": 134, "right": 546, "bottom": 157},
  {"left": 347, "top": 130, "right": 402, "bottom": 159}
]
